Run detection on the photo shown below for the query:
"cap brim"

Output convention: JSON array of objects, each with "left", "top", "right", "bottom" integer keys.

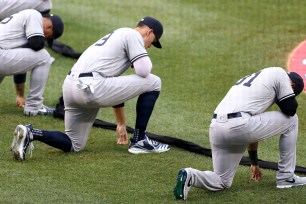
[{"left": 152, "top": 40, "right": 162, "bottom": 49}]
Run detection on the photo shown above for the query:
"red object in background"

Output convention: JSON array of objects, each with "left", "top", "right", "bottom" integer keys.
[{"left": 287, "top": 40, "right": 306, "bottom": 93}]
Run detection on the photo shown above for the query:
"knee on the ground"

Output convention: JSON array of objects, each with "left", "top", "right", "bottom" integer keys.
[{"left": 71, "top": 142, "right": 86, "bottom": 152}]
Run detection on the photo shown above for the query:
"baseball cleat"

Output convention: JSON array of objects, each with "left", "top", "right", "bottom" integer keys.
[
  {"left": 128, "top": 135, "right": 170, "bottom": 154},
  {"left": 11, "top": 125, "right": 34, "bottom": 161},
  {"left": 276, "top": 174, "right": 306, "bottom": 188},
  {"left": 173, "top": 168, "right": 192, "bottom": 200},
  {"left": 24, "top": 104, "right": 55, "bottom": 116}
]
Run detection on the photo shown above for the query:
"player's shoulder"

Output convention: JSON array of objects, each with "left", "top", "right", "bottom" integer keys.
[
  {"left": 18, "top": 9, "right": 41, "bottom": 15},
  {"left": 116, "top": 27, "right": 138, "bottom": 35},
  {"left": 115, "top": 27, "right": 142, "bottom": 41},
  {"left": 261, "top": 67, "right": 290, "bottom": 86},
  {"left": 262, "top": 67, "right": 286, "bottom": 73},
  {"left": 14, "top": 9, "right": 42, "bottom": 18},
  {"left": 261, "top": 67, "right": 288, "bottom": 77},
  {"left": 14, "top": 9, "right": 42, "bottom": 19}
]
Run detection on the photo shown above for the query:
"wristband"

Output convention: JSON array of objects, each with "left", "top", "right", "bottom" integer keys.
[
  {"left": 112, "top": 103, "right": 124, "bottom": 108},
  {"left": 248, "top": 150, "right": 258, "bottom": 165}
]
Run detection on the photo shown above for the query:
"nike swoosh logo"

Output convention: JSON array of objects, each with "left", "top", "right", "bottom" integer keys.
[
  {"left": 187, "top": 177, "right": 192, "bottom": 187},
  {"left": 285, "top": 178, "right": 295, "bottom": 183},
  {"left": 137, "top": 141, "right": 144, "bottom": 147}
]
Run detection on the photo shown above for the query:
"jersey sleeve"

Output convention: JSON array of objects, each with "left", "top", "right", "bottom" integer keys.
[
  {"left": 24, "top": 10, "right": 44, "bottom": 39},
  {"left": 275, "top": 68, "right": 295, "bottom": 102},
  {"left": 125, "top": 30, "right": 148, "bottom": 64}
]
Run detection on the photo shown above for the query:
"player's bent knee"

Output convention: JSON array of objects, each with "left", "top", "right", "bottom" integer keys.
[
  {"left": 220, "top": 177, "right": 233, "bottom": 189},
  {"left": 71, "top": 143, "right": 86, "bottom": 152},
  {"left": 37, "top": 49, "right": 53, "bottom": 65},
  {"left": 148, "top": 74, "right": 162, "bottom": 91},
  {"left": 288, "top": 114, "right": 298, "bottom": 127},
  {"left": 224, "top": 181, "right": 232, "bottom": 189}
]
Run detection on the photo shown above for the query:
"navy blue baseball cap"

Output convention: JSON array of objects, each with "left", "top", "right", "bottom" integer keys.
[
  {"left": 140, "top": 16, "right": 163, "bottom": 48},
  {"left": 44, "top": 14, "right": 64, "bottom": 47},
  {"left": 288, "top": 72, "right": 304, "bottom": 96}
]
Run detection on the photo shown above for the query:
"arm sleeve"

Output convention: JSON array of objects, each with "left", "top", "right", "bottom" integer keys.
[
  {"left": 276, "top": 96, "right": 298, "bottom": 116},
  {"left": 27, "top": 36, "right": 45, "bottom": 51},
  {"left": 275, "top": 68, "right": 295, "bottom": 102},
  {"left": 13, "top": 73, "right": 27, "bottom": 84},
  {"left": 133, "top": 56, "right": 152, "bottom": 77}
]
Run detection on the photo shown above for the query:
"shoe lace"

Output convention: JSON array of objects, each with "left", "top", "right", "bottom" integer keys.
[
  {"left": 25, "top": 125, "right": 34, "bottom": 158},
  {"left": 28, "top": 142, "right": 34, "bottom": 158},
  {"left": 42, "top": 105, "right": 55, "bottom": 114},
  {"left": 146, "top": 137, "right": 161, "bottom": 146}
]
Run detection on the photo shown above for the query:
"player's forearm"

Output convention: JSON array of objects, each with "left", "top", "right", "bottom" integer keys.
[
  {"left": 15, "top": 83, "right": 25, "bottom": 97},
  {"left": 112, "top": 106, "right": 126, "bottom": 126}
]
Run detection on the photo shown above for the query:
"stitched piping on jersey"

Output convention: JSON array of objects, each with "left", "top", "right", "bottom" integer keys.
[
  {"left": 130, "top": 53, "right": 148, "bottom": 63},
  {"left": 279, "top": 93, "right": 295, "bottom": 102},
  {"left": 27, "top": 33, "right": 44, "bottom": 39}
]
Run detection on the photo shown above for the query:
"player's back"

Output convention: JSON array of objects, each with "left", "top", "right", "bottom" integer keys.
[
  {"left": 0, "top": 9, "right": 43, "bottom": 49},
  {"left": 71, "top": 27, "right": 145, "bottom": 77},
  {"left": 0, "top": 0, "right": 52, "bottom": 20},
  {"left": 214, "top": 67, "right": 293, "bottom": 115}
]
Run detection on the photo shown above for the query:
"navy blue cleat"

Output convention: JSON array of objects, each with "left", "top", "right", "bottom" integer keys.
[
  {"left": 24, "top": 104, "right": 55, "bottom": 116},
  {"left": 128, "top": 135, "right": 170, "bottom": 154}
]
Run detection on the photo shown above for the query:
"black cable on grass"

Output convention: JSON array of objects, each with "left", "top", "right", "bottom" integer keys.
[{"left": 54, "top": 96, "right": 306, "bottom": 174}]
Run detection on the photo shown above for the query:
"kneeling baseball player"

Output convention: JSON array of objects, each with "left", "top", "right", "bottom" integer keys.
[
  {"left": 174, "top": 67, "right": 305, "bottom": 200},
  {"left": 11, "top": 16, "right": 170, "bottom": 161}
]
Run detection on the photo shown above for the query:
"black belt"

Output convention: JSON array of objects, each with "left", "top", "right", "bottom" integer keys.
[
  {"left": 68, "top": 71, "right": 93, "bottom": 78},
  {"left": 213, "top": 112, "right": 242, "bottom": 119}
]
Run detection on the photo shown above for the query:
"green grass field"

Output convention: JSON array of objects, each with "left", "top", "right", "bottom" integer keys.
[{"left": 1, "top": 0, "right": 306, "bottom": 203}]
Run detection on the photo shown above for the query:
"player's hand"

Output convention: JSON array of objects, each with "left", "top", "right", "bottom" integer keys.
[
  {"left": 16, "top": 95, "right": 25, "bottom": 108},
  {"left": 116, "top": 124, "right": 128, "bottom": 145},
  {"left": 250, "top": 165, "right": 262, "bottom": 181}
]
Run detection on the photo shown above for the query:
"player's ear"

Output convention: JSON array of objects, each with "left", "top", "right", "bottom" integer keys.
[
  {"left": 291, "top": 82, "right": 296, "bottom": 89},
  {"left": 146, "top": 28, "right": 152, "bottom": 36}
]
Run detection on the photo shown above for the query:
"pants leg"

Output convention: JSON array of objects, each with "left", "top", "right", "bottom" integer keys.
[
  {"left": 188, "top": 143, "right": 246, "bottom": 191},
  {"left": 82, "top": 73, "right": 161, "bottom": 107},
  {"left": 0, "top": 48, "right": 52, "bottom": 110},
  {"left": 245, "top": 112, "right": 298, "bottom": 180},
  {"left": 62, "top": 73, "right": 162, "bottom": 151},
  {"left": 194, "top": 111, "right": 298, "bottom": 191},
  {"left": 64, "top": 106, "right": 99, "bottom": 152}
]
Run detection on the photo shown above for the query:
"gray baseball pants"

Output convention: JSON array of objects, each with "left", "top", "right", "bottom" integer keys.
[
  {"left": 187, "top": 111, "right": 298, "bottom": 191},
  {"left": 62, "top": 72, "right": 161, "bottom": 151},
  {"left": 0, "top": 48, "right": 52, "bottom": 111}
]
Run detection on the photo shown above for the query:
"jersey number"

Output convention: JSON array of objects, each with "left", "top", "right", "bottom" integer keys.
[
  {"left": 235, "top": 71, "right": 261, "bottom": 87},
  {"left": 1, "top": 16, "right": 13, "bottom": 24},
  {"left": 95, "top": 32, "right": 113, "bottom": 46}
]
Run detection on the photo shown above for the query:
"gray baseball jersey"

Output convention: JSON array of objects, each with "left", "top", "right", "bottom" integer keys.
[
  {"left": 0, "top": 9, "right": 44, "bottom": 49},
  {"left": 186, "top": 67, "right": 299, "bottom": 191},
  {"left": 0, "top": 9, "right": 52, "bottom": 112},
  {"left": 0, "top": 0, "right": 52, "bottom": 20},
  {"left": 71, "top": 28, "right": 148, "bottom": 76},
  {"left": 63, "top": 28, "right": 161, "bottom": 151},
  {"left": 215, "top": 67, "right": 294, "bottom": 115}
]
